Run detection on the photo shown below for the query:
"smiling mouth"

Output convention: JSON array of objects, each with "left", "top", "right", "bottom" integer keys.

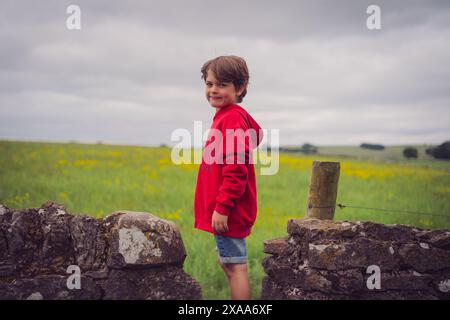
[{"left": 210, "top": 96, "right": 221, "bottom": 100}]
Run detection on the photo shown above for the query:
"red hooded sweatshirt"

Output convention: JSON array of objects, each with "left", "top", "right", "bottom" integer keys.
[{"left": 194, "top": 104, "right": 263, "bottom": 238}]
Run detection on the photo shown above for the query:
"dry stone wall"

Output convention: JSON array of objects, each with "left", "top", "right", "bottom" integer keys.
[
  {"left": 262, "top": 217, "right": 450, "bottom": 300},
  {"left": 0, "top": 201, "right": 201, "bottom": 300}
]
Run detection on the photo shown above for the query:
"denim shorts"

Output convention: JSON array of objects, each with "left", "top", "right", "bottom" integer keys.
[{"left": 214, "top": 234, "right": 247, "bottom": 264}]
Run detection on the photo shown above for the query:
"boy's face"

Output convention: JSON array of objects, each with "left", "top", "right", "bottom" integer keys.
[{"left": 205, "top": 69, "right": 245, "bottom": 109}]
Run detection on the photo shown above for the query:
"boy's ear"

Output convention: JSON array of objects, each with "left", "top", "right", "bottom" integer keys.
[{"left": 237, "top": 81, "right": 248, "bottom": 96}]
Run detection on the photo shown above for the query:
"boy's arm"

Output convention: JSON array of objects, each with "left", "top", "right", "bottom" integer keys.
[
  {"left": 213, "top": 114, "right": 250, "bottom": 217},
  {"left": 214, "top": 162, "right": 249, "bottom": 216}
]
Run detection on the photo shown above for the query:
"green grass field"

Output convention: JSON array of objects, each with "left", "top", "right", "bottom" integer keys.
[{"left": 1, "top": 140, "right": 449, "bottom": 299}]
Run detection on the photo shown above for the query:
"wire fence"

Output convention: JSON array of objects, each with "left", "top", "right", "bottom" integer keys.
[{"left": 310, "top": 203, "right": 449, "bottom": 219}]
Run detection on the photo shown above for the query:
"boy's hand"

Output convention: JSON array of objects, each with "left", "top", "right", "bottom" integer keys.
[{"left": 212, "top": 211, "right": 229, "bottom": 233}]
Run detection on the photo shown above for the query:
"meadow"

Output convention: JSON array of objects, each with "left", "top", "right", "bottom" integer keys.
[{"left": 1, "top": 140, "right": 449, "bottom": 299}]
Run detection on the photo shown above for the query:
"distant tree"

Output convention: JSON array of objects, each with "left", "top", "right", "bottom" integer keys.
[
  {"left": 279, "top": 147, "right": 303, "bottom": 153},
  {"left": 360, "top": 143, "right": 385, "bottom": 150},
  {"left": 426, "top": 141, "right": 450, "bottom": 159},
  {"left": 403, "top": 147, "right": 418, "bottom": 159},
  {"left": 301, "top": 143, "right": 318, "bottom": 153},
  {"left": 278, "top": 143, "right": 318, "bottom": 154}
]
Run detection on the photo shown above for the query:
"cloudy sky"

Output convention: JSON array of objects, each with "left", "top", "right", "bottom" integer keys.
[{"left": 1, "top": 0, "right": 449, "bottom": 147}]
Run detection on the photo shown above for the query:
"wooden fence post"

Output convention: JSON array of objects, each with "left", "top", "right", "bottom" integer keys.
[{"left": 306, "top": 161, "right": 340, "bottom": 220}]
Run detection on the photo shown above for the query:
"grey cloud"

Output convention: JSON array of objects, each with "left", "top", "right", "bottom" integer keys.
[{"left": 1, "top": 0, "right": 449, "bottom": 146}]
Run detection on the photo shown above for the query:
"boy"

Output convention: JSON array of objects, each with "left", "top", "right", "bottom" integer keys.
[{"left": 194, "top": 56, "right": 263, "bottom": 300}]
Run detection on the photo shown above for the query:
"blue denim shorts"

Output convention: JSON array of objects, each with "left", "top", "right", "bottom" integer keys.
[{"left": 214, "top": 234, "right": 247, "bottom": 264}]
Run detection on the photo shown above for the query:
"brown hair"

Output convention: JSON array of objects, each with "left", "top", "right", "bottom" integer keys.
[{"left": 201, "top": 55, "right": 249, "bottom": 103}]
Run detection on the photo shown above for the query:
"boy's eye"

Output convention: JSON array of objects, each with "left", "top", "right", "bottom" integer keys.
[{"left": 206, "top": 82, "right": 227, "bottom": 87}]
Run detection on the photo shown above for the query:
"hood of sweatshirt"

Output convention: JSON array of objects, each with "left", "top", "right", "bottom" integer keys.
[{"left": 213, "top": 104, "right": 264, "bottom": 150}]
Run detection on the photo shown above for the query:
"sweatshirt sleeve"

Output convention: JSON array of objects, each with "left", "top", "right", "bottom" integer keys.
[{"left": 214, "top": 112, "right": 251, "bottom": 216}]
